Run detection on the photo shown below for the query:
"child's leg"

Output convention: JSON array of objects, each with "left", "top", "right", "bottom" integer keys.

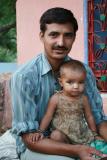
[{"left": 50, "top": 130, "right": 69, "bottom": 143}]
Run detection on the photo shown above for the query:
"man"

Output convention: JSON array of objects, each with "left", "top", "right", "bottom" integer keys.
[{"left": 10, "top": 7, "right": 107, "bottom": 160}]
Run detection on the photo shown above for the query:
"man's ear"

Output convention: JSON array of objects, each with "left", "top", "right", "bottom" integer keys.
[{"left": 39, "top": 32, "right": 44, "bottom": 41}]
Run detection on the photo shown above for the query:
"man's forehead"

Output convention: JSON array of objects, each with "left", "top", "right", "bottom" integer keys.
[{"left": 45, "top": 23, "right": 74, "bottom": 33}]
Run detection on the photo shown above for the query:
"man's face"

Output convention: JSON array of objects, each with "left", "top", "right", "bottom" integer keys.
[{"left": 40, "top": 23, "right": 75, "bottom": 61}]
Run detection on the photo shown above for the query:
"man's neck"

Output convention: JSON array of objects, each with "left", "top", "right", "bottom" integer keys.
[{"left": 48, "top": 57, "right": 63, "bottom": 72}]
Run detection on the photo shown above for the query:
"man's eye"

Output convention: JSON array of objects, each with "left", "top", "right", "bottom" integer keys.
[
  {"left": 65, "top": 33, "right": 74, "bottom": 38},
  {"left": 49, "top": 33, "right": 58, "bottom": 37}
]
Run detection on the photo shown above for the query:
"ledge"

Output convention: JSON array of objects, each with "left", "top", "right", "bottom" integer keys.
[
  {"left": 101, "top": 93, "right": 107, "bottom": 98},
  {"left": 0, "top": 63, "right": 17, "bottom": 73}
]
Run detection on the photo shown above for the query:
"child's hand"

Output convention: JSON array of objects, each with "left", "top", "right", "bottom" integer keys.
[{"left": 29, "top": 132, "right": 44, "bottom": 143}]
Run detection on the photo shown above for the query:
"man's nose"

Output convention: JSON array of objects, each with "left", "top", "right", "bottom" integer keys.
[{"left": 57, "top": 36, "right": 64, "bottom": 46}]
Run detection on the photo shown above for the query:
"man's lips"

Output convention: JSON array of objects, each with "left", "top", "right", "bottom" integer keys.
[
  {"left": 53, "top": 49, "right": 66, "bottom": 53},
  {"left": 53, "top": 47, "right": 68, "bottom": 54}
]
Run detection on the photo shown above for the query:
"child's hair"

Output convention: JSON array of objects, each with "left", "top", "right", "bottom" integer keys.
[{"left": 59, "top": 59, "right": 86, "bottom": 77}]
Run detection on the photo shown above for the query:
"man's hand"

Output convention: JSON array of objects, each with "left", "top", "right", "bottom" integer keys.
[
  {"left": 77, "top": 145, "right": 103, "bottom": 160},
  {"left": 28, "top": 132, "right": 44, "bottom": 143}
]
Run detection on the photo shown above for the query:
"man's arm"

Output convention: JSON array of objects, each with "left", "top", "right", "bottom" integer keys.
[
  {"left": 85, "top": 65, "right": 107, "bottom": 141},
  {"left": 10, "top": 70, "right": 39, "bottom": 136},
  {"left": 84, "top": 65, "right": 106, "bottom": 124},
  {"left": 22, "top": 133, "right": 102, "bottom": 159}
]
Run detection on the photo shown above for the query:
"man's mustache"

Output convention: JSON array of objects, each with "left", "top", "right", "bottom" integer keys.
[{"left": 52, "top": 45, "right": 68, "bottom": 51}]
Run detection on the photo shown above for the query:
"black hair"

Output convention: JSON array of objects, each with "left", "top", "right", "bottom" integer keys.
[
  {"left": 60, "top": 59, "right": 86, "bottom": 77},
  {"left": 40, "top": 7, "right": 78, "bottom": 34}
]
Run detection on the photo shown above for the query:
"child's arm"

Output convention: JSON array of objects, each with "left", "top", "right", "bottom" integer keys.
[
  {"left": 83, "top": 95, "right": 102, "bottom": 139},
  {"left": 83, "top": 95, "right": 97, "bottom": 131},
  {"left": 39, "top": 94, "right": 58, "bottom": 131}
]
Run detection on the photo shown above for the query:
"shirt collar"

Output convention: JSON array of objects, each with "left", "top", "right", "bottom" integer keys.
[
  {"left": 41, "top": 54, "right": 52, "bottom": 75},
  {"left": 41, "top": 53, "right": 71, "bottom": 76}
]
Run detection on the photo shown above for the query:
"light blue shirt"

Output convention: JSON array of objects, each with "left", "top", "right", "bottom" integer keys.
[{"left": 10, "top": 53, "right": 107, "bottom": 156}]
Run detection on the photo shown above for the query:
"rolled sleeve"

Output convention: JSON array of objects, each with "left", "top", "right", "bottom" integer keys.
[{"left": 10, "top": 71, "right": 39, "bottom": 136}]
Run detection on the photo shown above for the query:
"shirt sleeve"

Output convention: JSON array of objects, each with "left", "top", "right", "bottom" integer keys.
[
  {"left": 10, "top": 70, "right": 39, "bottom": 136},
  {"left": 84, "top": 65, "right": 107, "bottom": 125}
]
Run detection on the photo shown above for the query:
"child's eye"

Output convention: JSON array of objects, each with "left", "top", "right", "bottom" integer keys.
[
  {"left": 79, "top": 81, "right": 85, "bottom": 84},
  {"left": 67, "top": 81, "right": 73, "bottom": 84}
]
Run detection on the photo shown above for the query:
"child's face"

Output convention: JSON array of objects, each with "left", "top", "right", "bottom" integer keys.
[{"left": 59, "top": 69, "right": 86, "bottom": 97}]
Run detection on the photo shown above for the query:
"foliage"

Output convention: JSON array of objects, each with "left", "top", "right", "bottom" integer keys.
[{"left": 0, "top": 0, "right": 16, "bottom": 62}]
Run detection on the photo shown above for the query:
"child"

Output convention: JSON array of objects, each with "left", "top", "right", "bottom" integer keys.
[{"left": 30, "top": 59, "right": 107, "bottom": 157}]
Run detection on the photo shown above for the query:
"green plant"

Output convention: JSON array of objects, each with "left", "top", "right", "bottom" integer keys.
[{"left": 0, "top": 0, "right": 16, "bottom": 62}]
